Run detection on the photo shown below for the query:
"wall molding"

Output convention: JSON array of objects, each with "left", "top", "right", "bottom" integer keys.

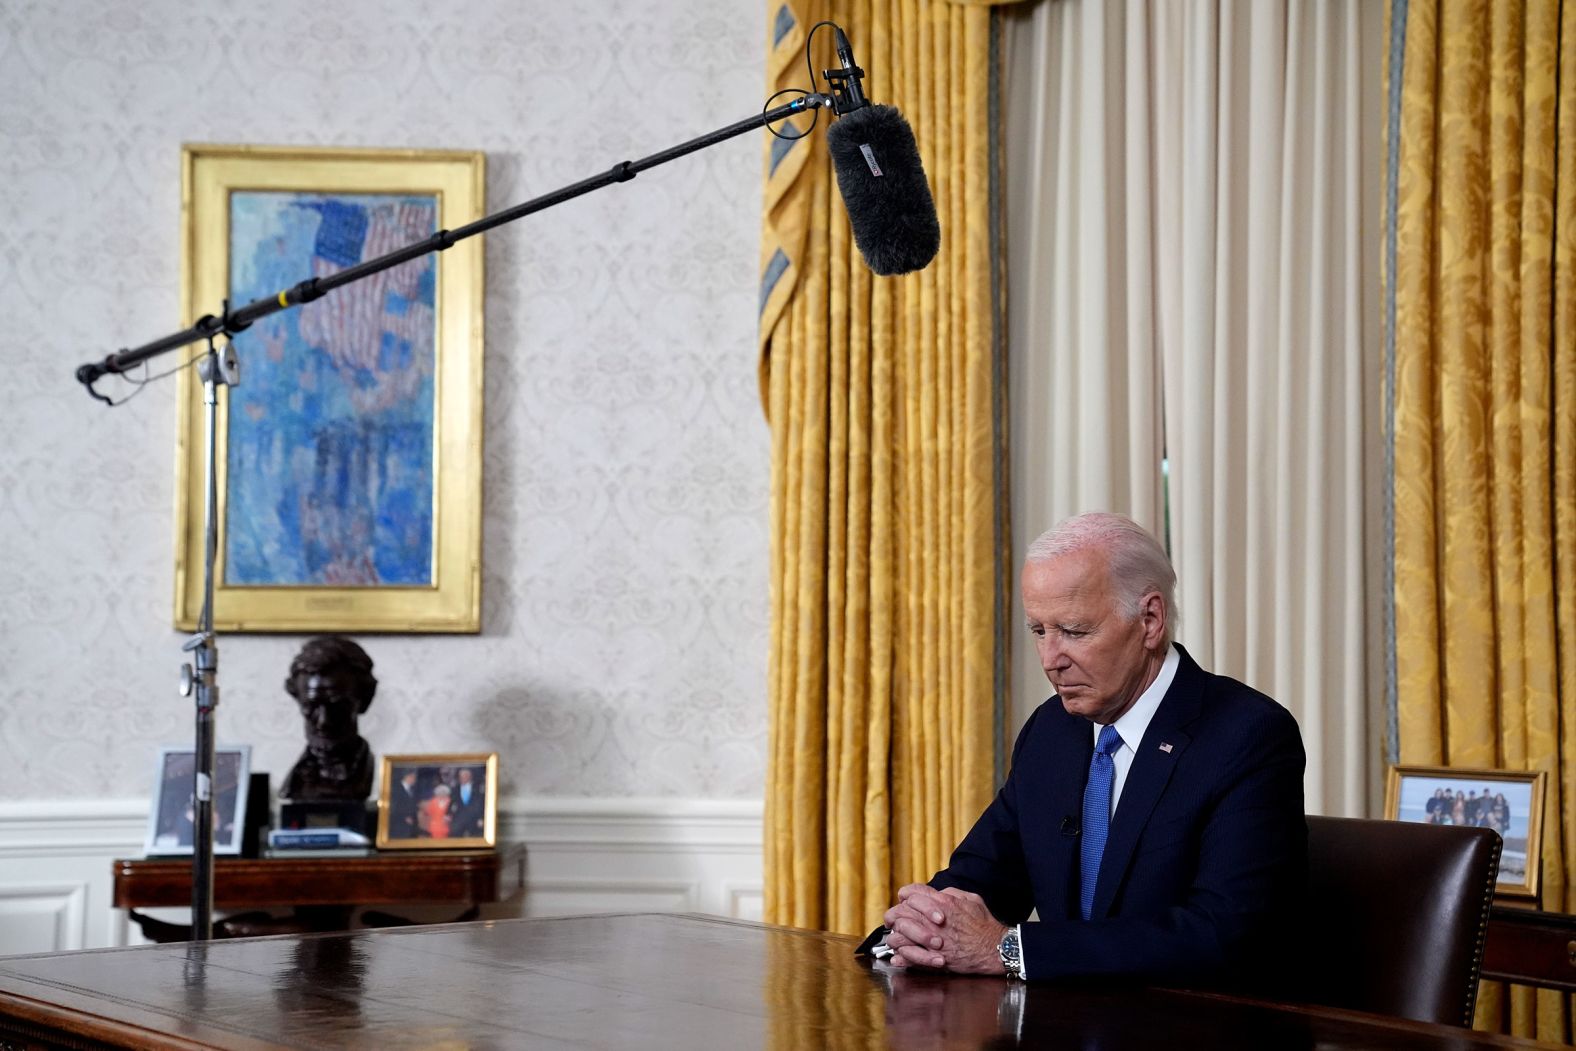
[
  {"left": 504, "top": 797, "right": 763, "bottom": 852},
  {"left": 0, "top": 882, "right": 88, "bottom": 953},
  {"left": 0, "top": 797, "right": 763, "bottom": 956},
  {"left": 521, "top": 876, "right": 702, "bottom": 915},
  {"left": 0, "top": 800, "right": 149, "bottom": 858}
]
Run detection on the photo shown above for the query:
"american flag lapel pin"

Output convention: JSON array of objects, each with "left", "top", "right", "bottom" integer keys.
[{"left": 1158, "top": 742, "right": 1173, "bottom": 753}]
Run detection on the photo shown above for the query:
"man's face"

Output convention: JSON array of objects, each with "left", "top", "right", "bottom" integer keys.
[
  {"left": 458, "top": 769, "right": 472, "bottom": 785},
  {"left": 296, "top": 671, "right": 360, "bottom": 748},
  {"left": 1021, "top": 550, "right": 1166, "bottom": 725}
]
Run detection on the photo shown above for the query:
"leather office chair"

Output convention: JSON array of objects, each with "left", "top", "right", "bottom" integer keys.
[{"left": 1298, "top": 815, "right": 1501, "bottom": 1027}]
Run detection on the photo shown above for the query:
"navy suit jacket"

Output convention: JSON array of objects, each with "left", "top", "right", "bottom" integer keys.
[
  {"left": 921, "top": 644, "right": 1306, "bottom": 984},
  {"left": 450, "top": 784, "right": 486, "bottom": 838}
]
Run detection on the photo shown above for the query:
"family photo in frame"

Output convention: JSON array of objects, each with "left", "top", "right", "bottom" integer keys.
[
  {"left": 1385, "top": 765, "right": 1547, "bottom": 900},
  {"left": 376, "top": 752, "right": 498, "bottom": 849},
  {"left": 143, "top": 746, "right": 252, "bottom": 857}
]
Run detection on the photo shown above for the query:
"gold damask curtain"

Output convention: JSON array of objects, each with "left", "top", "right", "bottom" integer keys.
[
  {"left": 1387, "top": 0, "right": 1576, "bottom": 1040},
  {"left": 759, "top": 0, "right": 1014, "bottom": 934}
]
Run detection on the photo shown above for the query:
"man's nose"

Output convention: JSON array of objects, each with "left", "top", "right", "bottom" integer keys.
[{"left": 1036, "top": 636, "right": 1068, "bottom": 673}]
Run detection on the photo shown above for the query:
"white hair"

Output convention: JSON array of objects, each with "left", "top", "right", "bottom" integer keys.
[{"left": 1025, "top": 511, "right": 1178, "bottom": 647}]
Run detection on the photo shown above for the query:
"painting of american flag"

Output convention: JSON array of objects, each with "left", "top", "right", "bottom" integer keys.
[{"left": 225, "top": 191, "right": 438, "bottom": 586}]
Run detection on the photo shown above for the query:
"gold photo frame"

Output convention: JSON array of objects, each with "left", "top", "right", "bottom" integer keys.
[
  {"left": 376, "top": 752, "right": 498, "bottom": 850},
  {"left": 175, "top": 144, "right": 485, "bottom": 632},
  {"left": 1384, "top": 765, "right": 1547, "bottom": 901}
]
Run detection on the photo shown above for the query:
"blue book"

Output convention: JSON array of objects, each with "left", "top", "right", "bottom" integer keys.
[{"left": 267, "top": 828, "right": 371, "bottom": 850}]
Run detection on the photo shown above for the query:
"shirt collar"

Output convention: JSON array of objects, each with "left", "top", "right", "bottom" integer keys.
[{"left": 1093, "top": 644, "right": 1180, "bottom": 753}]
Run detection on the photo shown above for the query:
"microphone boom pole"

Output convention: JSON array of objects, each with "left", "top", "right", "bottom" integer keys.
[{"left": 75, "top": 92, "right": 833, "bottom": 403}]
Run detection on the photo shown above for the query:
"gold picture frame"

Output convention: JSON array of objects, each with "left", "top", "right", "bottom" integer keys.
[
  {"left": 1384, "top": 764, "right": 1548, "bottom": 901},
  {"left": 376, "top": 752, "right": 498, "bottom": 850},
  {"left": 175, "top": 144, "right": 485, "bottom": 632}
]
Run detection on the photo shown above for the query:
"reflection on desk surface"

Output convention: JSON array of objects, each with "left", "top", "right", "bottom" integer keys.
[{"left": 0, "top": 914, "right": 1565, "bottom": 1050}]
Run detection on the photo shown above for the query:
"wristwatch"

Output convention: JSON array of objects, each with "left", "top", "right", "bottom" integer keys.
[{"left": 998, "top": 924, "right": 1025, "bottom": 980}]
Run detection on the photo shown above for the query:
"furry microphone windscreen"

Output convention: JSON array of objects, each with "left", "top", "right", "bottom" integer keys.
[{"left": 825, "top": 105, "right": 941, "bottom": 276}]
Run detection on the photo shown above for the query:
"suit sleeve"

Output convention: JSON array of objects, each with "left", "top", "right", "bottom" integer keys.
[
  {"left": 1019, "top": 702, "right": 1306, "bottom": 982},
  {"left": 925, "top": 707, "right": 1042, "bottom": 925},
  {"left": 854, "top": 708, "right": 1044, "bottom": 954}
]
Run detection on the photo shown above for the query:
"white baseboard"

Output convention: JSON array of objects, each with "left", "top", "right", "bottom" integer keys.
[{"left": 0, "top": 797, "right": 763, "bottom": 957}]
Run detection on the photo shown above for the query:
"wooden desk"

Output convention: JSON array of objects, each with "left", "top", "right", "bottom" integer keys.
[
  {"left": 1483, "top": 905, "right": 1576, "bottom": 992},
  {"left": 112, "top": 844, "right": 524, "bottom": 940},
  {"left": 0, "top": 914, "right": 1564, "bottom": 1050}
]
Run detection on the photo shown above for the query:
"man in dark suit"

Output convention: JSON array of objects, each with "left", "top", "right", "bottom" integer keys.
[
  {"left": 387, "top": 769, "right": 421, "bottom": 839},
  {"left": 870, "top": 512, "right": 1306, "bottom": 987},
  {"left": 449, "top": 766, "right": 486, "bottom": 838}
]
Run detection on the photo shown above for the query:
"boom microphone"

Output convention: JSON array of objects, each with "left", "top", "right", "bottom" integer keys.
[
  {"left": 829, "top": 26, "right": 869, "bottom": 115},
  {"left": 827, "top": 107, "right": 941, "bottom": 276},
  {"left": 822, "top": 29, "right": 941, "bottom": 276}
]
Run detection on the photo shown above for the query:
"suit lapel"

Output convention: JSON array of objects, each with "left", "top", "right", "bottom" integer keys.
[
  {"left": 1089, "top": 646, "right": 1206, "bottom": 919},
  {"left": 1047, "top": 711, "right": 1094, "bottom": 920}
]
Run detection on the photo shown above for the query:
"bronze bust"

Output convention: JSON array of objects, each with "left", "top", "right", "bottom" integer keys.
[{"left": 280, "top": 636, "right": 377, "bottom": 802}]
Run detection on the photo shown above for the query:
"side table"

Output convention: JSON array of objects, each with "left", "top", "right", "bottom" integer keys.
[{"left": 113, "top": 842, "right": 525, "bottom": 942}]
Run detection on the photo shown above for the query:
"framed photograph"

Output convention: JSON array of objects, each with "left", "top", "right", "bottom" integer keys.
[
  {"left": 376, "top": 752, "right": 498, "bottom": 849},
  {"left": 144, "top": 746, "right": 253, "bottom": 857},
  {"left": 1384, "top": 765, "right": 1548, "bottom": 900},
  {"left": 174, "top": 144, "right": 486, "bottom": 633}
]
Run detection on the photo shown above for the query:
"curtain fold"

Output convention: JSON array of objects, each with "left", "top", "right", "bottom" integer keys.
[
  {"left": 1386, "top": 0, "right": 1576, "bottom": 1040},
  {"left": 760, "top": 0, "right": 1010, "bottom": 935},
  {"left": 1003, "top": 0, "right": 1375, "bottom": 818},
  {"left": 1157, "top": 0, "right": 1372, "bottom": 819}
]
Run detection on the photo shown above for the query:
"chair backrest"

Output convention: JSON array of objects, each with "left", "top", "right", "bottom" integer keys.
[{"left": 1299, "top": 815, "right": 1501, "bottom": 1027}]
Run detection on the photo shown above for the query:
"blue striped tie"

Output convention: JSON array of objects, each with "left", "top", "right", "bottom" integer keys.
[{"left": 1079, "top": 724, "right": 1124, "bottom": 920}]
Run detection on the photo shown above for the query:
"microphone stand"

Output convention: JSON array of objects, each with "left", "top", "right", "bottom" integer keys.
[
  {"left": 73, "top": 90, "right": 832, "bottom": 941},
  {"left": 179, "top": 331, "right": 238, "bottom": 941}
]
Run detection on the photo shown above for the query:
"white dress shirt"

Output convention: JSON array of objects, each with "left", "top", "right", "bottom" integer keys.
[{"left": 1094, "top": 644, "right": 1180, "bottom": 816}]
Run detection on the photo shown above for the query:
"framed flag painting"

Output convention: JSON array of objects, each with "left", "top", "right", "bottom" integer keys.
[{"left": 174, "top": 145, "right": 485, "bottom": 632}]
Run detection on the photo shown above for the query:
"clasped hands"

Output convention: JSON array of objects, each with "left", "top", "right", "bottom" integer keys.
[{"left": 880, "top": 884, "right": 1008, "bottom": 974}]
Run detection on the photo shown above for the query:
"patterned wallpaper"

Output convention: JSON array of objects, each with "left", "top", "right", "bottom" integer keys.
[{"left": 0, "top": 0, "right": 770, "bottom": 801}]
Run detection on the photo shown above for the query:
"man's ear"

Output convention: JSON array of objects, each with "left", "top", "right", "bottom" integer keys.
[{"left": 1139, "top": 591, "right": 1167, "bottom": 649}]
